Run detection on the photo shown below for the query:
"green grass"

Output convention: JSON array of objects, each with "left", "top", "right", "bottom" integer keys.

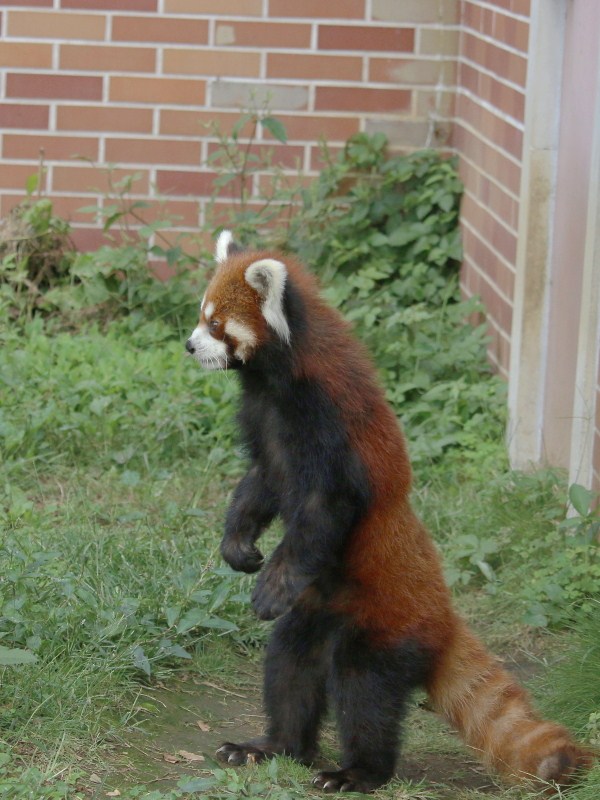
[{"left": 1, "top": 316, "right": 598, "bottom": 799}]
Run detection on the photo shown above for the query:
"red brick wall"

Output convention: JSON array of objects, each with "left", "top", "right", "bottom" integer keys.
[
  {"left": 0, "top": 0, "right": 458, "bottom": 253},
  {"left": 453, "top": 0, "right": 530, "bottom": 376}
]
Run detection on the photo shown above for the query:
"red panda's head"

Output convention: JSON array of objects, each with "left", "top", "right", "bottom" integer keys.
[{"left": 185, "top": 231, "right": 292, "bottom": 370}]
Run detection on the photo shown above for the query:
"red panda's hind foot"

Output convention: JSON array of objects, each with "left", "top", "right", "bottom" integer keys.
[
  {"left": 216, "top": 739, "right": 318, "bottom": 767},
  {"left": 533, "top": 743, "right": 596, "bottom": 793},
  {"left": 216, "top": 741, "right": 271, "bottom": 766},
  {"left": 312, "top": 767, "right": 390, "bottom": 794}
]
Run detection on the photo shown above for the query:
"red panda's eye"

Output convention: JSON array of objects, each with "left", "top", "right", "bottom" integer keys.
[{"left": 209, "top": 319, "right": 220, "bottom": 332}]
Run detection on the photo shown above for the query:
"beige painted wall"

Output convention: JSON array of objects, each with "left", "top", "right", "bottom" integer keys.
[
  {"left": 542, "top": 0, "right": 600, "bottom": 466},
  {"left": 509, "top": 0, "right": 600, "bottom": 488}
]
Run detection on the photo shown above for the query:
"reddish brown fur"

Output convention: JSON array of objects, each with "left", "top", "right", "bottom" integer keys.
[
  {"left": 201, "top": 253, "right": 273, "bottom": 348},
  {"left": 206, "top": 248, "right": 594, "bottom": 789}
]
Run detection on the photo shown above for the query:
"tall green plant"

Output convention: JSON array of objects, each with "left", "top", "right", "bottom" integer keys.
[
  {"left": 205, "top": 105, "right": 302, "bottom": 243},
  {"left": 285, "top": 133, "right": 505, "bottom": 464}
]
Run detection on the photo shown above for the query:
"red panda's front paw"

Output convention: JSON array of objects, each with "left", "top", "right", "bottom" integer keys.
[
  {"left": 220, "top": 536, "right": 264, "bottom": 574},
  {"left": 251, "top": 560, "right": 309, "bottom": 620}
]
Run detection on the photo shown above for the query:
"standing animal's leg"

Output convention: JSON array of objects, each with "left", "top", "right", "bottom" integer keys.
[
  {"left": 217, "top": 607, "right": 335, "bottom": 766},
  {"left": 313, "top": 629, "right": 431, "bottom": 793},
  {"left": 220, "top": 465, "right": 279, "bottom": 573}
]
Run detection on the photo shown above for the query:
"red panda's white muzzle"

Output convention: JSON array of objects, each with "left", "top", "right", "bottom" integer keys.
[{"left": 186, "top": 324, "right": 229, "bottom": 370}]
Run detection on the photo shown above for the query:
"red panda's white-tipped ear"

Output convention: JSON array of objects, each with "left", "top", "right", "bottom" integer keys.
[
  {"left": 215, "top": 230, "right": 239, "bottom": 263},
  {"left": 245, "top": 258, "right": 291, "bottom": 344}
]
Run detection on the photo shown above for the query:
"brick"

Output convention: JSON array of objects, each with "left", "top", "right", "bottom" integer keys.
[
  {"left": 7, "top": 10, "right": 106, "bottom": 40},
  {"left": 0, "top": 164, "right": 42, "bottom": 190},
  {"left": 315, "top": 85, "right": 412, "bottom": 113},
  {"left": 57, "top": 105, "right": 153, "bottom": 134},
  {"left": 211, "top": 81, "right": 309, "bottom": 112},
  {"left": 372, "top": 0, "right": 458, "bottom": 23},
  {"left": 156, "top": 170, "right": 218, "bottom": 197},
  {"left": 160, "top": 109, "right": 240, "bottom": 137},
  {"left": 62, "top": 0, "right": 157, "bottom": 9},
  {"left": 478, "top": 175, "right": 519, "bottom": 231},
  {"left": 207, "top": 198, "right": 288, "bottom": 230},
  {"left": 493, "top": 0, "right": 530, "bottom": 16},
  {"left": 458, "top": 60, "right": 478, "bottom": 95},
  {"left": 0, "top": 103, "right": 49, "bottom": 129},
  {"left": 369, "top": 57, "right": 456, "bottom": 86},
  {"left": 48, "top": 194, "right": 103, "bottom": 225},
  {"left": 453, "top": 123, "right": 521, "bottom": 195},
  {"left": 462, "top": 32, "right": 527, "bottom": 86},
  {"left": 162, "top": 109, "right": 309, "bottom": 140},
  {"left": 456, "top": 92, "right": 523, "bottom": 159},
  {"left": 511, "top": 0, "right": 531, "bottom": 16},
  {"left": 110, "top": 76, "right": 205, "bottom": 105},
  {"left": 419, "top": 28, "right": 459, "bottom": 56},
  {"left": 462, "top": 233, "right": 515, "bottom": 304},
  {"left": 214, "top": 21, "right": 311, "bottom": 49},
  {"left": 267, "top": 53, "right": 362, "bottom": 81},
  {"left": 0, "top": 42, "right": 53, "bottom": 69},
  {"left": 416, "top": 89, "right": 455, "bottom": 118},
  {"left": 70, "top": 228, "right": 108, "bottom": 253},
  {"left": 460, "top": 254, "right": 513, "bottom": 332},
  {"left": 3, "top": 134, "right": 99, "bottom": 162},
  {"left": 105, "top": 137, "right": 201, "bottom": 166},
  {"left": 257, "top": 173, "right": 314, "bottom": 195},
  {"left": 112, "top": 16, "right": 208, "bottom": 44},
  {"left": 458, "top": 62, "right": 525, "bottom": 121},
  {"left": 7, "top": 74, "right": 103, "bottom": 101},
  {"left": 0, "top": 0, "right": 52, "bottom": 6},
  {"left": 0, "top": 194, "right": 26, "bottom": 217},
  {"left": 463, "top": 2, "right": 495, "bottom": 37},
  {"left": 134, "top": 198, "right": 200, "bottom": 228},
  {"left": 269, "top": 0, "right": 365, "bottom": 18},
  {"left": 319, "top": 25, "right": 414, "bottom": 53},
  {"left": 261, "top": 114, "right": 360, "bottom": 143},
  {"left": 462, "top": 192, "right": 517, "bottom": 264},
  {"left": 309, "top": 145, "right": 344, "bottom": 172},
  {"left": 53, "top": 165, "right": 150, "bottom": 194},
  {"left": 163, "top": 48, "right": 260, "bottom": 78},
  {"left": 165, "top": 0, "right": 262, "bottom": 13},
  {"left": 207, "top": 141, "right": 305, "bottom": 170},
  {"left": 61, "top": 45, "right": 156, "bottom": 73},
  {"left": 493, "top": 12, "right": 529, "bottom": 54},
  {"left": 462, "top": 1, "right": 481, "bottom": 32},
  {"left": 364, "top": 118, "right": 431, "bottom": 148},
  {"left": 146, "top": 229, "right": 200, "bottom": 256},
  {"left": 462, "top": 244, "right": 515, "bottom": 316},
  {"left": 485, "top": 322, "right": 510, "bottom": 375}
]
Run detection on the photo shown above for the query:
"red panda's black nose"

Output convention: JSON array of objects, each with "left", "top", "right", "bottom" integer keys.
[{"left": 185, "top": 339, "right": 195, "bottom": 354}]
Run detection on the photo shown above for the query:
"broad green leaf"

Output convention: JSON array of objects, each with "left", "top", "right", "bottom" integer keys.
[
  {"left": 132, "top": 645, "right": 151, "bottom": 676},
  {"left": 0, "top": 645, "right": 37, "bottom": 665},
  {"left": 261, "top": 116, "right": 288, "bottom": 143},
  {"left": 569, "top": 483, "right": 594, "bottom": 517},
  {"left": 178, "top": 607, "right": 209, "bottom": 634},
  {"left": 177, "top": 777, "right": 218, "bottom": 792},
  {"left": 25, "top": 172, "right": 39, "bottom": 196}
]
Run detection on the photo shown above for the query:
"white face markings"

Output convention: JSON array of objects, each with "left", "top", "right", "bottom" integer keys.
[
  {"left": 215, "top": 230, "right": 234, "bottom": 263},
  {"left": 244, "top": 258, "right": 291, "bottom": 345},
  {"left": 224, "top": 318, "right": 257, "bottom": 362},
  {"left": 203, "top": 301, "right": 215, "bottom": 322},
  {"left": 187, "top": 324, "right": 228, "bottom": 370},
  {"left": 188, "top": 302, "right": 257, "bottom": 368}
]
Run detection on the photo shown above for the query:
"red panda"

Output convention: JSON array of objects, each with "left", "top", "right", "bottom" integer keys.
[{"left": 185, "top": 230, "right": 593, "bottom": 793}]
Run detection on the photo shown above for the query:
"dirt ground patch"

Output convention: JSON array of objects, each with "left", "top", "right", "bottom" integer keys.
[{"left": 98, "top": 672, "right": 513, "bottom": 797}]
